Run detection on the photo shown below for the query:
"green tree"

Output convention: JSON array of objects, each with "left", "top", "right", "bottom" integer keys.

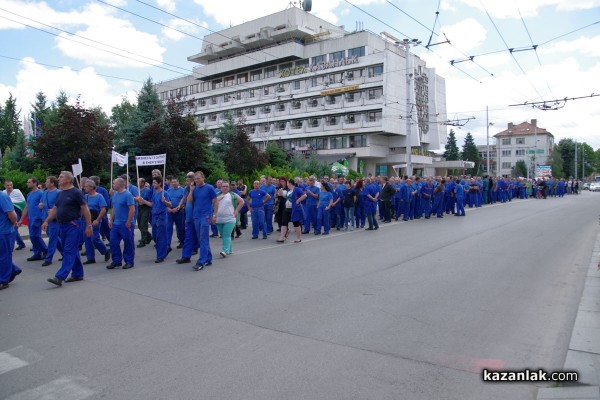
[
  {"left": 34, "top": 97, "right": 113, "bottom": 173},
  {"left": 443, "top": 129, "right": 460, "bottom": 160},
  {"left": 579, "top": 143, "right": 595, "bottom": 179},
  {"left": 266, "top": 143, "right": 288, "bottom": 168},
  {"left": 224, "top": 117, "right": 268, "bottom": 177},
  {"left": 0, "top": 93, "right": 21, "bottom": 154},
  {"left": 557, "top": 138, "right": 575, "bottom": 178},
  {"left": 550, "top": 145, "right": 564, "bottom": 179},
  {"left": 213, "top": 115, "right": 237, "bottom": 160},
  {"left": 512, "top": 160, "right": 527, "bottom": 178},
  {"left": 461, "top": 132, "right": 481, "bottom": 175}
]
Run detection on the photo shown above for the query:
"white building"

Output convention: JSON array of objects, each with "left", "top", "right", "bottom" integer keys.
[
  {"left": 154, "top": 6, "right": 447, "bottom": 176},
  {"left": 493, "top": 119, "right": 554, "bottom": 177}
]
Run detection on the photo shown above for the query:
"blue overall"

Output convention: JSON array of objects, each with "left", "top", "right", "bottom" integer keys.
[
  {"left": 42, "top": 189, "right": 63, "bottom": 263},
  {"left": 109, "top": 190, "right": 135, "bottom": 266},
  {"left": 26, "top": 190, "right": 47, "bottom": 257},
  {"left": 84, "top": 193, "right": 108, "bottom": 261},
  {"left": 260, "top": 183, "right": 276, "bottom": 234},
  {"left": 151, "top": 190, "right": 170, "bottom": 260},
  {"left": 167, "top": 186, "right": 186, "bottom": 249},
  {"left": 192, "top": 184, "right": 216, "bottom": 266}
]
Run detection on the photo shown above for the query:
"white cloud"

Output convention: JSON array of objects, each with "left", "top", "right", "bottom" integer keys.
[
  {"left": 192, "top": 0, "right": 383, "bottom": 26},
  {"left": 448, "top": 0, "right": 600, "bottom": 19},
  {"left": 156, "top": 0, "right": 176, "bottom": 12},
  {"left": 539, "top": 35, "right": 600, "bottom": 58},
  {"left": 161, "top": 18, "right": 201, "bottom": 42},
  {"left": 0, "top": 57, "right": 136, "bottom": 115},
  {"left": 0, "top": 1, "right": 165, "bottom": 69}
]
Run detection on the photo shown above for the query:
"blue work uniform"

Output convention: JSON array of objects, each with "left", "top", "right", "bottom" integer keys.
[
  {"left": 260, "top": 183, "right": 276, "bottom": 234},
  {"left": 166, "top": 186, "right": 186, "bottom": 249},
  {"left": 0, "top": 192, "right": 21, "bottom": 285},
  {"left": 303, "top": 185, "right": 319, "bottom": 233},
  {"left": 26, "top": 189, "right": 47, "bottom": 257},
  {"left": 315, "top": 191, "right": 333, "bottom": 234},
  {"left": 192, "top": 183, "right": 217, "bottom": 266},
  {"left": 151, "top": 189, "right": 171, "bottom": 260},
  {"left": 248, "top": 189, "right": 268, "bottom": 239},
  {"left": 53, "top": 188, "right": 86, "bottom": 280},
  {"left": 110, "top": 190, "right": 135, "bottom": 266},
  {"left": 84, "top": 193, "right": 108, "bottom": 261},
  {"left": 455, "top": 184, "right": 466, "bottom": 216},
  {"left": 42, "top": 188, "right": 63, "bottom": 263}
]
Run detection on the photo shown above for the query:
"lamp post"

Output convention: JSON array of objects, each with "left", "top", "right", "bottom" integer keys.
[{"left": 399, "top": 38, "right": 421, "bottom": 177}]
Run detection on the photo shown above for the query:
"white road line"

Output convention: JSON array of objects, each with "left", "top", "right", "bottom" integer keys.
[
  {"left": 5, "top": 376, "right": 94, "bottom": 400},
  {"left": 0, "top": 351, "right": 28, "bottom": 375}
]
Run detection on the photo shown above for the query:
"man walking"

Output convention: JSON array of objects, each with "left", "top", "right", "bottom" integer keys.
[
  {"left": 40, "top": 176, "right": 63, "bottom": 266},
  {"left": 19, "top": 177, "right": 48, "bottom": 261},
  {"left": 43, "top": 171, "right": 92, "bottom": 286},
  {"left": 107, "top": 178, "right": 135, "bottom": 270},
  {"left": 187, "top": 171, "right": 218, "bottom": 270},
  {"left": 2, "top": 180, "right": 26, "bottom": 250},
  {"left": 136, "top": 178, "right": 152, "bottom": 248},
  {"left": 0, "top": 190, "right": 22, "bottom": 290}
]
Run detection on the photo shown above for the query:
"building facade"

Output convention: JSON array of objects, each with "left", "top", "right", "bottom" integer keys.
[
  {"left": 154, "top": 6, "right": 447, "bottom": 176},
  {"left": 477, "top": 144, "right": 497, "bottom": 176},
  {"left": 493, "top": 119, "right": 553, "bottom": 177}
]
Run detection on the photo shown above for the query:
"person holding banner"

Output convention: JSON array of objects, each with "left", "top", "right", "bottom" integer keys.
[
  {"left": 40, "top": 176, "right": 63, "bottom": 266},
  {"left": 43, "top": 171, "right": 92, "bottom": 287},
  {"left": 187, "top": 171, "right": 218, "bottom": 271},
  {"left": 107, "top": 178, "right": 135, "bottom": 270},
  {"left": 19, "top": 177, "right": 48, "bottom": 261},
  {"left": 82, "top": 180, "right": 110, "bottom": 264},
  {"left": 137, "top": 176, "right": 172, "bottom": 263}
]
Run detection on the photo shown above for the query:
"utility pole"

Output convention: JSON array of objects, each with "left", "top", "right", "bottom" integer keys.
[
  {"left": 399, "top": 38, "right": 421, "bottom": 177},
  {"left": 574, "top": 139, "right": 578, "bottom": 180},
  {"left": 486, "top": 106, "right": 490, "bottom": 175},
  {"left": 582, "top": 146, "right": 585, "bottom": 180}
]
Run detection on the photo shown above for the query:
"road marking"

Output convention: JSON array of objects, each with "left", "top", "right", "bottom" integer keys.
[
  {"left": 5, "top": 376, "right": 94, "bottom": 400},
  {"left": 0, "top": 351, "right": 28, "bottom": 375}
]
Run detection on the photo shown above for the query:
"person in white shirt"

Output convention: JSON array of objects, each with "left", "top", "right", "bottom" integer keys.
[{"left": 2, "top": 180, "right": 26, "bottom": 250}]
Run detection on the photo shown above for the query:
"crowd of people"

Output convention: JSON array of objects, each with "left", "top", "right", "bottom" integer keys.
[{"left": 0, "top": 171, "right": 578, "bottom": 290}]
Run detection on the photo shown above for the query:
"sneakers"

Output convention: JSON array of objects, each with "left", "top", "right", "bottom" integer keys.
[
  {"left": 47, "top": 277, "right": 63, "bottom": 287},
  {"left": 193, "top": 263, "right": 205, "bottom": 271},
  {"left": 176, "top": 258, "right": 191, "bottom": 264},
  {"left": 0, "top": 282, "right": 8, "bottom": 290},
  {"left": 65, "top": 276, "right": 83, "bottom": 282},
  {"left": 106, "top": 263, "right": 122, "bottom": 270},
  {"left": 104, "top": 252, "right": 111, "bottom": 262},
  {"left": 154, "top": 259, "right": 165, "bottom": 263},
  {"left": 41, "top": 261, "right": 52, "bottom": 267},
  {"left": 123, "top": 263, "right": 134, "bottom": 269},
  {"left": 27, "top": 256, "right": 43, "bottom": 261},
  {"left": 350, "top": 226, "right": 354, "bottom": 231},
  {"left": 220, "top": 251, "right": 227, "bottom": 258},
  {"left": 83, "top": 260, "right": 96, "bottom": 265}
]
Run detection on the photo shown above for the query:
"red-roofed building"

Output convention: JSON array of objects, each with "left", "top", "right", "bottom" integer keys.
[{"left": 493, "top": 119, "right": 554, "bottom": 177}]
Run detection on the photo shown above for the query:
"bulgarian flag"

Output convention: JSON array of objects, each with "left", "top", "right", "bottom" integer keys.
[{"left": 14, "top": 200, "right": 27, "bottom": 226}]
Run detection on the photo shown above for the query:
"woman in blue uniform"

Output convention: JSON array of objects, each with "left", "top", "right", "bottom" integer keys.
[{"left": 287, "top": 179, "right": 307, "bottom": 243}]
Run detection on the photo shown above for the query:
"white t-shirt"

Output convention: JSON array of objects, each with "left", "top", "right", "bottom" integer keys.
[
  {"left": 216, "top": 193, "right": 236, "bottom": 224},
  {"left": 2, "top": 189, "right": 25, "bottom": 203}
]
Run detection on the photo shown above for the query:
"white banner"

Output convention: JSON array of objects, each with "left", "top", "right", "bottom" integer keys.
[
  {"left": 71, "top": 158, "right": 83, "bottom": 176},
  {"left": 135, "top": 154, "right": 166, "bottom": 166},
  {"left": 112, "top": 151, "right": 128, "bottom": 167}
]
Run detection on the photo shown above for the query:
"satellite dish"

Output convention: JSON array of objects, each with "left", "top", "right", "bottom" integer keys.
[{"left": 303, "top": 0, "right": 312, "bottom": 11}]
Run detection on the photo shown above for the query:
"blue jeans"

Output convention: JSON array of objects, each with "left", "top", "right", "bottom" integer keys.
[
  {"left": 355, "top": 205, "right": 365, "bottom": 227},
  {"left": 110, "top": 223, "right": 135, "bottom": 266},
  {"left": 194, "top": 216, "right": 212, "bottom": 265},
  {"left": 45, "top": 221, "right": 63, "bottom": 262},
  {"left": 181, "top": 219, "right": 198, "bottom": 259},
  {"left": 55, "top": 221, "right": 84, "bottom": 280},
  {"left": 84, "top": 224, "right": 107, "bottom": 261},
  {"left": 344, "top": 206, "right": 355, "bottom": 227},
  {"left": 251, "top": 209, "right": 267, "bottom": 238}
]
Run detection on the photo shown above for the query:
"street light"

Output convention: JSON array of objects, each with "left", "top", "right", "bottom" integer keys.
[
  {"left": 486, "top": 105, "right": 493, "bottom": 175},
  {"left": 397, "top": 38, "right": 421, "bottom": 177}
]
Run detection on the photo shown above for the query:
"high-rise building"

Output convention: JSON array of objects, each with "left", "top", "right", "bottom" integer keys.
[{"left": 155, "top": 6, "right": 447, "bottom": 176}]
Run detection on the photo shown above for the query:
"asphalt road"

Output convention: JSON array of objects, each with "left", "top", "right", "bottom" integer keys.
[{"left": 1, "top": 192, "right": 599, "bottom": 400}]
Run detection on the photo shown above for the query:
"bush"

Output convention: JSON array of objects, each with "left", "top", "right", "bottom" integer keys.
[{"left": 0, "top": 158, "right": 49, "bottom": 191}]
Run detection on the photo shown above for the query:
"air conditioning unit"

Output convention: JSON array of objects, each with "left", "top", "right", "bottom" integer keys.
[{"left": 276, "top": 85, "right": 285, "bottom": 93}]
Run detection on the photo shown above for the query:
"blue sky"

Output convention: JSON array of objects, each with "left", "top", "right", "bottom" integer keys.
[{"left": 0, "top": 0, "right": 599, "bottom": 148}]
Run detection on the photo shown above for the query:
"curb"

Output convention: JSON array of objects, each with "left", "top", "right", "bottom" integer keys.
[{"left": 537, "top": 230, "right": 600, "bottom": 399}]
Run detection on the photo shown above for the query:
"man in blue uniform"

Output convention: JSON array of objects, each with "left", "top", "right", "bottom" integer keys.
[
  {"left": 107, "top": 178, "right": 135, "bottom": 270},
  {"left": 0, "top": 190, "right": 22, "bottom": 290},
  {"left": 188, "top": 171, "right": 218, "bottom": 270},
  {"left": 302, "top": 177, "right": 319, "bottom": 234},
  {"left": 82, "top": 179, "right": 110, "bottom": 264},
  {"left": 260, "top": 176, "right": 277, "bottom": 235},
  {"left": 421, "top": 178, "right": 433, "bottom": 219},
  {"left": 19, "top": 177, "right": 48, "bottom": 261},
  {"left": 90, "top": 176, "right": 111, "bottom": 242},
  {"left": 248, "top": 180, "right": 271, "bottom": 239},
  {"left": 139, "top": 176, "right": 172, "bottom": 263},
  {"left": 43, "top": 171, "right": 93, "bottom": 286},
  {"left": 166, "top": 177, "right": 185, "bottom": 251},
  {"left": 454, "top": 178, "right": 466, "bottom": 216},
  {"left": 364, "top": 178, "right": 379, "bottom": 230},
  {"left": 176, "top": 173, "right": 199, "bottom": 264},
  {"left": 40, "top": 176, "right": 63, "bottom": 266},
  {"left": 136, "top": 178, "right": 152, "bottom": 247}
]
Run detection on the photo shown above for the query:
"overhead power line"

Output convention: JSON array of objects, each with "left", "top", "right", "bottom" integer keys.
[{"left": 508, "top": 93, "right": 600, "bottom": 110}]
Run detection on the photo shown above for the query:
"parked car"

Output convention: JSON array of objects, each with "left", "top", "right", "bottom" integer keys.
[
  {"left": 590, "top": 183, "right": 600, "bottom": 192},
  {"left": 583, "top": 182, "right": 591, "bottom": 190}
]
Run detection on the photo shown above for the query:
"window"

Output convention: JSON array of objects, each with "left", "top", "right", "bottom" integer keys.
[
  {"left": 210, "top": 97, "right": 217, "bottom": 105},
  {"left": 516, "top": 137, "right": 525, "bottom": 145},
  {"left": 262, "top": 105, "right": 271, "bottom": 114},
  {"left": 515, "top": 149, "right": 525, "bottom": 156},
  {"left": 235, "top": 92, "right": 242, "bottom": 100},
  {"left": 264, "top": 67, "right": 276, "bottom": 78},
  {"left": 293, "top": 80, "right": 301, "bottom": 90},
  {"left": 368, "top": 65, "right": 383, "bottom": 77},
  {"left": 200, "top": 82, "right": 209, "bottom": 92},
  {"left": 349, "top": 135, "right": 367, "bottom": 147},
  {"left": 346, "top": 114, "right": 356, "bottom": 123},
  {"left": 223, "top": 94, "right": 230, "bottom": 102},
  {"left": 277, "top": 103, "right": 285, "bottom": 111},
  {"left": 212, "top": 79, "right": 222, "bottom": 89},
  {"left": 296, "top": 59, "right": 309, "bottom": 68},
  {"left": 251, "top": 70, "right": 262, "bottom": 81},
  {"left": 330, "top": 50, "right": 345, "bottom": 61},
  {"left": 313, "top": 138, "right": 328, "bottom": 150},
  {"left": 328, "top": 74, "right": 336, "bottom": 84},
  {"left": 502, "top": 138, "right": 511, "bottom": 145},
  {"left": 348, "top": 46, "right": 365, "bottom": 58},
  {"left": 502, "top": 162, "right": 512, "bottom": 169},
  {"left": 235, "top": 109, "right": 244, "bottom": 117},
  {"left": 237, "top": 73, "right": 248, "bottom": 84},
  {"left": 247, "top": 108, "right": 256, "bottom": 116},
  {"left": 292, "top": 101, "right": 301, "bottom": 109},
  {"left": 224, "top": 76, "right": 234, "bottom": 87},
  {"left": 279, "top": 62, "right": 292, "bottom": 71},
  {"left": 312, "top": 55, "right": 325, "bottom": 64},
  {"left": 199, "top": 99, "right": 206, "bottom": 107},
  {"left": 327, "top": 116, "right": 337, "bottom": 125},
  {"left": 346, "top": 71, "right": 354, "bottom": 81},
  {"left": 209, "top": 114, "right": 217, "bottom": 121},
  {"left": 293, "top": 120, "right": 303, "bottom": 129},
  {"left": 368, "top": 88, "right": 382, "bottom": 100},
  {"left": 248, "top": 126, "right": 256, "bottom": 134},
  {"left": 199, "top": 115, "right": 205, "bottom": 123},
  {"left": 276, "top": 122, "right": 286, "bottom": 131},
  {"left": 368, "top": 111, "right": 382, "bottom": 122},
  {"left": 263, "top": 87, "right": 270, "bottom": 95},
  {"left": 346, "top": 92, "right": 356, "bottom": 102},
  {"left": 262, "top": 124, "right": 270, "bottom": 132},
  {"left": 189, "top": 84, "right": 199, "bottom": 95},
  {"left": 330, "top": 136, "right": 348, "bottom": 149},
  {"left": 311, "top": 118, "right": 320, "bottom": 127},
  {"left": 309, "top": 99, "right": 319, "bottom": 108},
  {"left": 248, "top": 89, "right": 255, "bottom": 98},
  {"left": 501, "top": 150, "right": 511, "bottom": 156},
  {"left": 276, "top": 84, "right": 286, "bottom": 93},
  {"left": 326, "top": 95, "right": 336, "bottom": 105}
]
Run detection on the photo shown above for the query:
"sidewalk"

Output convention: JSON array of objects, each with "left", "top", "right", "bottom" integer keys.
[{"left": 537, "top": 230, "right": 600, "bottom": 399}]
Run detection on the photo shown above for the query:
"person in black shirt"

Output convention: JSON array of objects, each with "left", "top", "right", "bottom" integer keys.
[
  {"left": 42, "top": 171, "right": 92, "bottom": 287},
  {"left": 342, "top": 181, "right": 356, "bottom": 230}
]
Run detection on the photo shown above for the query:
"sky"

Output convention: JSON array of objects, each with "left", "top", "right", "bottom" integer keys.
[{"left": 0, "top": 0, "right": 599, "bottom": 149}]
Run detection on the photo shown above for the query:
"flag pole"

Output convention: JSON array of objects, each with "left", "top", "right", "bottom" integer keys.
[
  {"left": 162, "top": 159, "right": 166, "bottom": 195},
  {"left": 110, "top": 151, "right": 114, "bottom": 189}
]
